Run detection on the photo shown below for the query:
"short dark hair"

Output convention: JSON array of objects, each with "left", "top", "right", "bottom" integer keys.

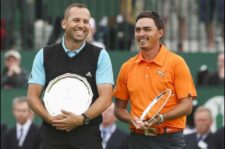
[
  {"left": 136, "top": 11, "right": 164, "bottom": 30},
  {"left": 12, "top": 96, "right": 28, "bottom": 108},
  {"left": 64, "top": 3, "right": 89, "bottom": 19}
]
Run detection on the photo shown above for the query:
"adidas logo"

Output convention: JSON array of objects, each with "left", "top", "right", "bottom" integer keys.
[{"left": 86, "top": 72, "right": 92, "bottom": 77}]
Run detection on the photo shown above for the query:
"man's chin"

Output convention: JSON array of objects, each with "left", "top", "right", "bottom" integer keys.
[
  {"left": 140, "top": 46, "right": 148, "bottom": 51},
  {"left": 73, "top": 37, "right": 86, "bottom": 43},
  {"left": 73, "top": 34, "right": 86, "bottom": 41}
]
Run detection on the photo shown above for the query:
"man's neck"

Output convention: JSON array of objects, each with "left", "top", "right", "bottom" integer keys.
[
  {"left": 17, "top": 119, "right": 32, "bottom": 128},
  {"left": 64, "top": 36, "right": 84, "bottom": 51},
  {"left": 141, "top": 43, "right": 161, "bottom": 61}
]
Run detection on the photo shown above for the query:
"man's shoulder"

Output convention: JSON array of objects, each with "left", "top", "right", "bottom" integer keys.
[
  {"left": 207, "top": 132, "right": 215, "bottom": 139},
  {"left": 162, "top": 50, "right": 187, "bottom": 68},
  {"left": 43, "top": 43, "right": 63, "bottom": 58},
  {"left": 185, "top": 132, "right": 196, "bottom": 136},
  {"left": 184, "top": 132, "right": 196, "bottom": 140},
  {"left": 30, "top": 123, "right": 40, "bottom": 130},
  {"left": 28, "top": 123, "right": 41, "bottom": 138},
  {"left": 44, "top": 42, "right": 61, "bottom": 51},
  {"left": 91, "top": 41, "right": 105, "bottom": 49},
  {"left": 215, "top": 127, "right": 224, "bottom": 136},
  {"left": 5, "top": 126, "right": 16, "bottom": 136},
  {"left": 86, "top": 42, "right": 102, "bottom": 51},
  {"left": 164, "top": 48, "right": 185, "bottom": 62},
  {"left": 121, "top": 54, "right": 139, "bottom": 69}
]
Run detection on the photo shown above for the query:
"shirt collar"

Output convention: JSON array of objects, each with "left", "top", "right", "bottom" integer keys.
[
  {"left": 16, "top": 119, "right": 32, "bottom": 132},
  {"left": 135, "top": 44, "right": 168, "bottom": 66},
  {"left": 197, "top": 131, "right": 210, "bottom": 140},
  {"left": 100, "top": 123, "right": 116, "bottom": 133},
  {"left": 62, "top": 35, "right": 86, "bottom": 54}
]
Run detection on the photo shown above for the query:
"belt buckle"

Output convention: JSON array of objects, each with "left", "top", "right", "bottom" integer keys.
[{"left": 144, "top": 128, "right": 157, "bottom": 136}]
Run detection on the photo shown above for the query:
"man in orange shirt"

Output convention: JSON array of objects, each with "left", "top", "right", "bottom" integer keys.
[{"left": 114, "top": 11, "right": 197, "bottom": 149}]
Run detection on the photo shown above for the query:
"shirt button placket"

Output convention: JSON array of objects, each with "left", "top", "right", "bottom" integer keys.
[{"left": 145, "top": 66, "right": 150, "bottom": 78}]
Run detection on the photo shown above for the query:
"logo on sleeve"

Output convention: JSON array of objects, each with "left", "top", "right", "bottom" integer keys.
[{"left": 85, "top": 72, "right": 92, "bottom": 77}]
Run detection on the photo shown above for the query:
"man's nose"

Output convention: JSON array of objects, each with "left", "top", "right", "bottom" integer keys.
[{"left": 138, "top": 30, "right": 146, "bottom": 36}]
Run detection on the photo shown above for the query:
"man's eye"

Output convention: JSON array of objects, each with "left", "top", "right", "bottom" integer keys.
[
  {"left": 144, "top": 28, "right": 151, "bottom": 32},
  {"left": 73, "top": 19, "right": 79, "bottom": 22},
  {"left": 135, "top": 29, "right": 140, "bottom": 32},
  {"left": 84, "top": 20, "right": 89, "bottom": 24}
]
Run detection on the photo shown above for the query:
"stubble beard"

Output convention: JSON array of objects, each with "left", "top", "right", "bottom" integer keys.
[{"left": 137, "top": 37, "right": 151, "bottom": 51}]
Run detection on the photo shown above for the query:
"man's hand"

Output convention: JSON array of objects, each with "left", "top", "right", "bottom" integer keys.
[
  {"left": 52, "top": 110, "right": 83, "bottom": 132},
  {"left": 143, "top": 117, "right": 159, "bottom": 128},
  {"left": 7, "top": 64, "right": 21, "bottom": 76},
  {"left": 130, "top": 116, "right": 160, "bottom": 131},
  {"left": 48, "top": 114, "right": 66, "bottom": 124},
  {"left": 131, "top": 116, "right": 145, "bottom": 129}
]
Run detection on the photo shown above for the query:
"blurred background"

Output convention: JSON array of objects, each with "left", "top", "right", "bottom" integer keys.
[{"left": 1, "top": 0, "right": 224, "bottom": 134}]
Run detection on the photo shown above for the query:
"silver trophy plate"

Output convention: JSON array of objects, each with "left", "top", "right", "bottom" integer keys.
[{"left": 43, "top": 73, "right": 93, "bottom": 116}]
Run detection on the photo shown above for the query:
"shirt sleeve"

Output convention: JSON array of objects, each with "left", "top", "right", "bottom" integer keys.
[
  {"left": 96, "top": 49, "right": 114, "bottom": 85},
  {"left": 113, "top": 63, "right": 129, "bottom": 100},
  {"left": 28, "top": 49, "right": 46, "bottom": 86},
  {"left": 174, "top": 57, "right": 197, "bottom": 100}
]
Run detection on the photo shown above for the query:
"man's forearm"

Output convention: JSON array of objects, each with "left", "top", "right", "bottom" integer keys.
[
  {"left": 27, "top": 84, "right": 53, "bottom": 123},
  {"left": 163, "top": 97, "right": 193, "bottom": 121},
  {"left": 84, "top": 84, "right": 113, "bottom": 119},
  {"left": 115, "top": 108, "right": 132, "bottom": 124},
  {"left": 27, "top": 96, "right": 52, "bottom": 123},
  {"left": 27, "top": 84, "right": 53, "bottom": 124},
  {"left": 85, "top": 95, "right": 112, "bottom": 119}
]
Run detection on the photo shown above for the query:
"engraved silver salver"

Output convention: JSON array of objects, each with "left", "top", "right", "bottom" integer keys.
[{"left": 43, "top": 73, "right": 93, "bottom": 116}]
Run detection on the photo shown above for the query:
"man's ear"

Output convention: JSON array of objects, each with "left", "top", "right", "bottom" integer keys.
[
  {"left": 158, "top": 29, "right": 164, "bottom": 39},
  {"left": 61, "top": 19, "right": 66, "bottom": 30}
]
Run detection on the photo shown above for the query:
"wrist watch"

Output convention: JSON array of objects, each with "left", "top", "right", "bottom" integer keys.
[
  {"left": 82, "top": 113, "right": 90, "bottom": 125},
  {"left": 156, "top": 114, "right": 164, "bottom": 125}
]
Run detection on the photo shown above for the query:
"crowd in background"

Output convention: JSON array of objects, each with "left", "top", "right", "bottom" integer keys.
[{"left": 0, "top": 0, "right": 224, "bottom": 52}]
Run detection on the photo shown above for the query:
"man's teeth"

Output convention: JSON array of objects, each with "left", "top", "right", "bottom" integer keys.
[
  {"left": 140, "top": 39, "right": 146, "bottom": 42},
  {"left": 76, "top": 30, "right": 84, "bottom": 34}
]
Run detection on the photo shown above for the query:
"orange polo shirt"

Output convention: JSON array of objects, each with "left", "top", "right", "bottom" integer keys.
[{"left": 114, "top": 44, "right": 197, "bottom": 130}]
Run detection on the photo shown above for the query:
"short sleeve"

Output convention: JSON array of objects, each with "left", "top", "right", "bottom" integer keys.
[
  {"left": 113, "top": 63, "right": 129, "bottom": 100},
  {"left": 28, "top": 49, "right": 46, "bottom": 86},
  {"left": 96, "top": 49, "right": 114, "bottom": 85},
  {"left": 174, "top": 57, "right": 197, "bottom": 100}
]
